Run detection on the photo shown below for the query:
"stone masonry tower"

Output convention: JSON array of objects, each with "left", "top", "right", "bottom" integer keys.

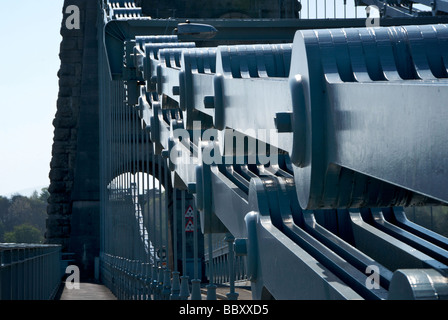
[{"left": 46, "top": 0, "right": 100, "bottom": 280}]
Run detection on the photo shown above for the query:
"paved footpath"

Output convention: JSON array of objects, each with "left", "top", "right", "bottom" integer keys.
[
  {"left": 57, "top": 281, "right": 252, "bottom": 301},
  {"left": 203, "top": 284, "right": 253, "bottom": 300},
  {"left": 59, "top": 282, "right": 117, "bottom": 300}
]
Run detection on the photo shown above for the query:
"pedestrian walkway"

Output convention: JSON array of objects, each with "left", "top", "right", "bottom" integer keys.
[
  {"left": 57, "top": 281, "right": 252, "bottom": 300},
  {"left": 58, "top": 281, "right": 117, "bottom": 300},
  {"left": 201, "top": 283, "right": 252, "bottom": 300},
  {"left": 189, "top": 288, "right": 252, "bottom": 300}
]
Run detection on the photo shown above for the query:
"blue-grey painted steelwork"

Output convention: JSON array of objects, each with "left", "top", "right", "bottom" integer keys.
[
  {"left": 359, "top": 0, "right": 448, "bottom": 17},
  {"left": 0, "top": 244, "right": 61, "bottom": 300},
  {"left": 97, "top": 0, "right": 448, "bottom": 300}
]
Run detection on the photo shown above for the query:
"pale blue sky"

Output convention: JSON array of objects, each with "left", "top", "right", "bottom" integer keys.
[{"left": 0, "top": 1, "right": 63, "bottom": 196}]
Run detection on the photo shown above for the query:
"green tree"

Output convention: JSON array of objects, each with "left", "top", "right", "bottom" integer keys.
[
  {"left": 4, "top": 194, "right": 46, "bottom": 235},
  {"left": 4, "top": 224, "right": 44, "bottom": 244},
  {"left": 39, "top": 188, "right": 50, "bottom": 203},
  {"left": 0, "top": 195, "right": 10, "bottom": 219},
  {"left": 30, "top": 190, "right": 40, "bottom": 200},
  {"left": 0, "top": 191, "right": 48, "bottom": 243},
  {"left": 0, "top": 220, "right": 5, "bottom": 242},
  {"left": 4, "top": 195, "right": 31, "bottom": 230},
  {"left": 3, "top": 231, "right": 14, "bottom": 243},
  {"left": 0, "top": 196, "right": 10, "bottom": 239}
]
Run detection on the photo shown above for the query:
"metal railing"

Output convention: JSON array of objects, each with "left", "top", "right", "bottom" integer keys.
[
  {"left": 0, "top": 244, "right": 61, "bottom": 300},
  {"left": 204, "top": 234, "right": 247, "bottom": 285},
  {"left": 101, "top": 253, "right": 153, "bottom": 300}
]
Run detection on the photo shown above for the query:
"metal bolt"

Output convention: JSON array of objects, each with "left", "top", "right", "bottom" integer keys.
[
  {"left": 150, "top": 75, "right": 158, "bottom": 85},
  {"left": 234, "top": 238, "right": 248, "bottom": 256},
  {"left": 204, "top": 96, "right": 215, "bottom": 109},
  {"left": 275, "top": 112, "right": 293, "bottom": 133},
  {"left": 188, "top": 183, "right": 196, "bottom": 194},
  {"left": 161, "top": 150, "right": 170, "bottom": 159}
]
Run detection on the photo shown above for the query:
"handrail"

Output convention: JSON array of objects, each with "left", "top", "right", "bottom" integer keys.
[{"left": 0, "top": 244, "right": 62, "bottom": 300}]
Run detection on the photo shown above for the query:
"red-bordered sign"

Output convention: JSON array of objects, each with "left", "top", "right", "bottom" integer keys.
[
  {"left": 185, "top": 218, "right": 194, "bottom": 232},
  {"left": 184, "top": 205, "right": 194, "bottom": 218}
]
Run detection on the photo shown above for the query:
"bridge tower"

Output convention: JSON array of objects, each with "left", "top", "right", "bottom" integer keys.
[{"left": 46, "top": 0, "right": 101, "bottom": 279}]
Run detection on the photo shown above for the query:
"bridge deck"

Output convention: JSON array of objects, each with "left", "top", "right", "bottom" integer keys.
[
  {"left": 203, "top": 283, "right": 253, "bottom": 300},
  {"left": 57, "top": 281, "right": 251, "bottom": 300},
  {"left": 58, "top": 282, "right": 117, "bottom": 300}
]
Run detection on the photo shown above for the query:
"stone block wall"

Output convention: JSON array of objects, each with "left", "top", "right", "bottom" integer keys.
[{"left": 46, "top": 0, "right": 100, "bottom": 280}]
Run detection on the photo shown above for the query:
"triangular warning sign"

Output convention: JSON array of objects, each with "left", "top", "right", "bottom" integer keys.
[
  {"left": 185, "top": 218, "right": 194, "bottom": 232},
  {"left": 184, "top": 205, "right": 194, "bottom": 218}
]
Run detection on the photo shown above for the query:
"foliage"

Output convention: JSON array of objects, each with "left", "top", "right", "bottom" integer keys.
[
  {"left": 0, "top": 187, "right": 48, "bottom": 243},
  {"left": 4, "top": 224, "right": 44, "bottom": 244}
]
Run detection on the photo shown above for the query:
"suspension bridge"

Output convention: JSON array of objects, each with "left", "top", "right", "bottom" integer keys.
[{"left": 2, "top": 0, "right": 448, "bottom": 300}]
